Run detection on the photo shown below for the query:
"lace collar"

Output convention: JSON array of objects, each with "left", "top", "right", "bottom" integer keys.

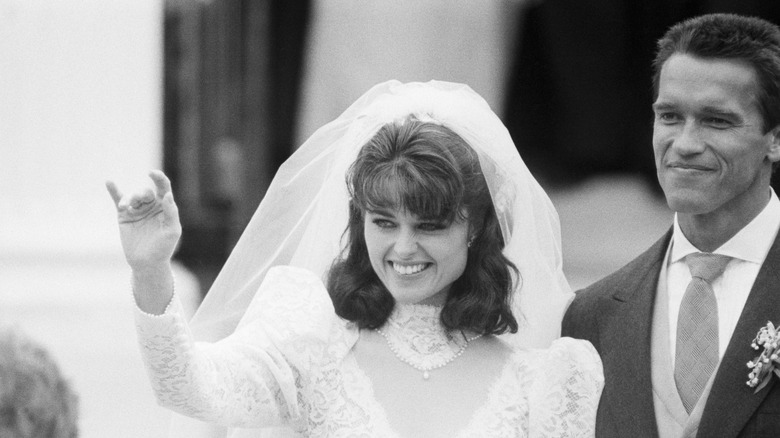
[{"left": 376, "top": 303, "right": 479, "bottom": 379}]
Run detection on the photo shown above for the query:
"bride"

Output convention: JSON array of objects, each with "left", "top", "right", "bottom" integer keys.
[{"left": 107, "top": 80, "right": 603, "bottom": 437}]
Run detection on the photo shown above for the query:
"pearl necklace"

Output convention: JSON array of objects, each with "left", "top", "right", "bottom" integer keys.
[
  {"left": 374, "top": 303, "right": 482, "bottom": 380},
  {"left": 375, "top": 327, "right": 481, "bottom": 379}
]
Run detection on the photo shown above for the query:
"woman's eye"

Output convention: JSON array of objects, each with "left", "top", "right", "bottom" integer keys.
[
  {"left": 372, "top": 219, "right": 394, "bottom": 229},
  {"left": 418, "top": 222, "right": 445, "bottom": 232}
]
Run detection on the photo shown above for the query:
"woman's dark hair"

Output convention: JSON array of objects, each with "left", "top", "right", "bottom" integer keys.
[{"left": 327, "top": 116, "right": 519, "bottom": 335}]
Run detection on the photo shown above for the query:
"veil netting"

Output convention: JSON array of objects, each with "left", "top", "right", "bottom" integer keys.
[{"left": 187, "top": 80, "right": 572, "bottom": 351}]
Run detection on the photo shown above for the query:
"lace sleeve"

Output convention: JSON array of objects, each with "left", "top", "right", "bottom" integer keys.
[
  {"left": 134, "top": 266, "right": 336, "bottom": 430},
  {"left": 528, "top": 337, "right": 604, "bottom": 438}
]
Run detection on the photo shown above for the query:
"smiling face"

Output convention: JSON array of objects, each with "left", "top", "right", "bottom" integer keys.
[
  {"left": 364, "top": 208, "right": 469, "bottom": 306},
  {"left": 652, "top": 54, "right": 780, "bottom": 227}
]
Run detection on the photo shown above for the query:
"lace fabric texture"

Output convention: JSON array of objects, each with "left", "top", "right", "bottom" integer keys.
[
  {"left": 379, "top": 303, "right": 475, "bottom": 372},
  {"left": 136, "top": 267, "right": 603, "bottom": 437}
]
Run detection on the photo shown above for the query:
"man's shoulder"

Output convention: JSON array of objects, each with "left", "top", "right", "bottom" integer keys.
[
  {"left": 574, "top": 229, "right": 673, "bottom": 302},
  {"left": 562, "top": 230, "right": 671, "bottom": 340}
]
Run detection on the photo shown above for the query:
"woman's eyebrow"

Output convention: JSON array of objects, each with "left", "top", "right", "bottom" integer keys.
[{"left": 367, "top": 208, "right": 394, "bottom": 217}]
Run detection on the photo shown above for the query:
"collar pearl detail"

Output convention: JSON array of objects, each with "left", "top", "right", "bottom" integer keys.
[{"left": 374, "top": 303, "right": 481, "bottom": 380}]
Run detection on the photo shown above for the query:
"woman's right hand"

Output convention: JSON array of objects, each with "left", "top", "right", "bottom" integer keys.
[
  {"left": 106, "top": 170, "right": 181, "bottom": 313},
  {"left": 106, "top": 170, "right": 182, "bottom": 271}
]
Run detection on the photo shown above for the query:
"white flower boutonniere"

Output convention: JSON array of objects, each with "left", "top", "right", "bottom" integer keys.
[{"left": 747, "top": 321, "right": 780, "bottom": 393}]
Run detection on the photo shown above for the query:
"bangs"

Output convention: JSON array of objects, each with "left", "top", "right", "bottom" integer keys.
[{"left": 354, "top": 161, "right": 465, "bottom": 222}]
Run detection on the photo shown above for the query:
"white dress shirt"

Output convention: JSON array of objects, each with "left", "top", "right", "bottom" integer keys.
[{"left": 665, "top": 190, "right": 780, "bottom": 367}]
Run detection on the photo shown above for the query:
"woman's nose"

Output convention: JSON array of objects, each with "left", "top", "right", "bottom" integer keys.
[{"left": 393, "top": 229, "right": 418, "bottom": 256}]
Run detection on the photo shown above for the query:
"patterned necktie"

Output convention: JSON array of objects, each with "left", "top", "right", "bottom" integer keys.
[{"left": 674, "top": 252, "right": 731, "bottom": 413}]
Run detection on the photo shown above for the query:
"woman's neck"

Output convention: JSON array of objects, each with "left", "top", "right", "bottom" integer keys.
[{"left": 375, "top": 303, "right": 480, "bottom": 379}]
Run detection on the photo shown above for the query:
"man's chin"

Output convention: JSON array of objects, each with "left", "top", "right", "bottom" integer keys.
[
  {"left": 660, "top": 182, "right": 714, "bottom": 211},
  {"left": 664, "top": 195, "right": 713, "bottom": 215}
]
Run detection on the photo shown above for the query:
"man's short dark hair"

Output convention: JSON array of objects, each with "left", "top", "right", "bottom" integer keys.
[{"left": 652, "top": 13, "right": 780, "bottom": 133}]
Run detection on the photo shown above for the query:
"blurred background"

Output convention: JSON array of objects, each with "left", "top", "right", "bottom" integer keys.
[{"left": 1, "top": 0, "right": 779, "bottom": 436}]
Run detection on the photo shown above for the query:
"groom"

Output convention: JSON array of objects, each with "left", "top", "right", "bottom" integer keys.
[{"left": 563, "top": 13, "right": 780, "bottom": 438}]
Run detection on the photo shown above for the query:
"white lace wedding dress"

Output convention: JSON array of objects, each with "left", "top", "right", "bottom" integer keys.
[{"left": 136, "top": 266, "right": 603, "bottom": 437}]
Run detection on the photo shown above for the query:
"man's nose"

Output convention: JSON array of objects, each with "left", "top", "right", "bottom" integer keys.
[{"left": 672, "top": 121, "right": 706, "bottom": 155}]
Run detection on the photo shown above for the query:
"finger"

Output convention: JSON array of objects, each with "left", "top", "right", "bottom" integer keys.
[
  {"left": 161, "top": 191, "right": 180, "bottom": 225},
  {"left": 105, "top": 181, "right": 123, "bottom": 207},
  {"left": 148, "top": 170, "right": 172, "bottom": 199},
  {"left": 129, "top": 188, "right": 155, "bottom": 210}
]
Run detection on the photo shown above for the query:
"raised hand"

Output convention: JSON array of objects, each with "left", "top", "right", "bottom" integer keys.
[
  {"left": 107, "top": 171, "right": 181, "bottom": 314},
  {"left": 106, "top": 170, "right": 182, "bottom": 270}
]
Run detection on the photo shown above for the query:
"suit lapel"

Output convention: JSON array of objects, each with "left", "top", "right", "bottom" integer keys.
[
  {"left": 602, "top": 230, "right": 672, "bottom": 438},
  {"left": 698, "top": 229, "right": 780, "bottom": 437}
]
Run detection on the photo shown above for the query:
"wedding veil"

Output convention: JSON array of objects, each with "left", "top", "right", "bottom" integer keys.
[{"left": 187, "top": 80, "right": 572, "bottom": 350}]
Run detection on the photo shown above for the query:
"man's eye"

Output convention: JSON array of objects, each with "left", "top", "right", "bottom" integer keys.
[
  {"left": 657, "top": 112, "right": 681, "bottom": 123},
  {"left": 703, "top": 117, "right": 732, "bottom": 129}
]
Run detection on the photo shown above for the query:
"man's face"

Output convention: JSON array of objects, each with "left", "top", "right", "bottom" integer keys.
[{"left": 652, "top": 54, "right": 780, "bottom": 222}]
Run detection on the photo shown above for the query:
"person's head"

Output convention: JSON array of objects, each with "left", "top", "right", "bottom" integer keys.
[
  {"left": 652, "top": 14, "right": 780, "bottom": 133},
  {"left": 0, "top": 328, "right": 78, "bottom": 438},
  {"left": 651, "top": 14, "right": 780, "bottom": 235},
  {"left": 327, "top": 116, "right": 518, "bottom": 335}
]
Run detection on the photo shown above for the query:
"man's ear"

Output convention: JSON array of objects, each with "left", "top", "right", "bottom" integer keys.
[{"left": 768, "top": 125, "right": 780, "bottom": 163}]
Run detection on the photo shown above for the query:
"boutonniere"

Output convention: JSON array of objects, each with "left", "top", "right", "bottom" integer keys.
[{"left": 747, "top": 321, "right": 780, "bottom": 393}]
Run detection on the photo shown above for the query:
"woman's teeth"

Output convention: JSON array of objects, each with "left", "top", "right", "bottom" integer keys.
[{"left": 392, "top": 263, "right": 428, "bottom": 275}]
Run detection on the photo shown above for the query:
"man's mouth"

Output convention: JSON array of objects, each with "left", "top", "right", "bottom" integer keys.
[{"left": 668, "top": 162, "right": 713, "bottom": 171}]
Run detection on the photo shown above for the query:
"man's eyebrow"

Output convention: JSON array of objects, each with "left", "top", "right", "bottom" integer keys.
[
  {"left": 651, "top": 102, "right": 740, "bottom": 118},
  {"left": 651, "top": 102, "right": 676, "bottom": 111},
  {"left": 699, "top": 106, "right": 740, "bottom": 118}
]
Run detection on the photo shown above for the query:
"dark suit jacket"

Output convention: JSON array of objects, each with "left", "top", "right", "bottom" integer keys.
[{"left": 563, "top": 228, "right": 780, "bottom": 438}]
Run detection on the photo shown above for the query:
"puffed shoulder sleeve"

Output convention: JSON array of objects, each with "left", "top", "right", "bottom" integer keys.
[
  {"left": 134, "top": 265, "right": 338, "bottom": 430},
  {"left": 527, "top": 337, "right": 604, "bottom": 438}
]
